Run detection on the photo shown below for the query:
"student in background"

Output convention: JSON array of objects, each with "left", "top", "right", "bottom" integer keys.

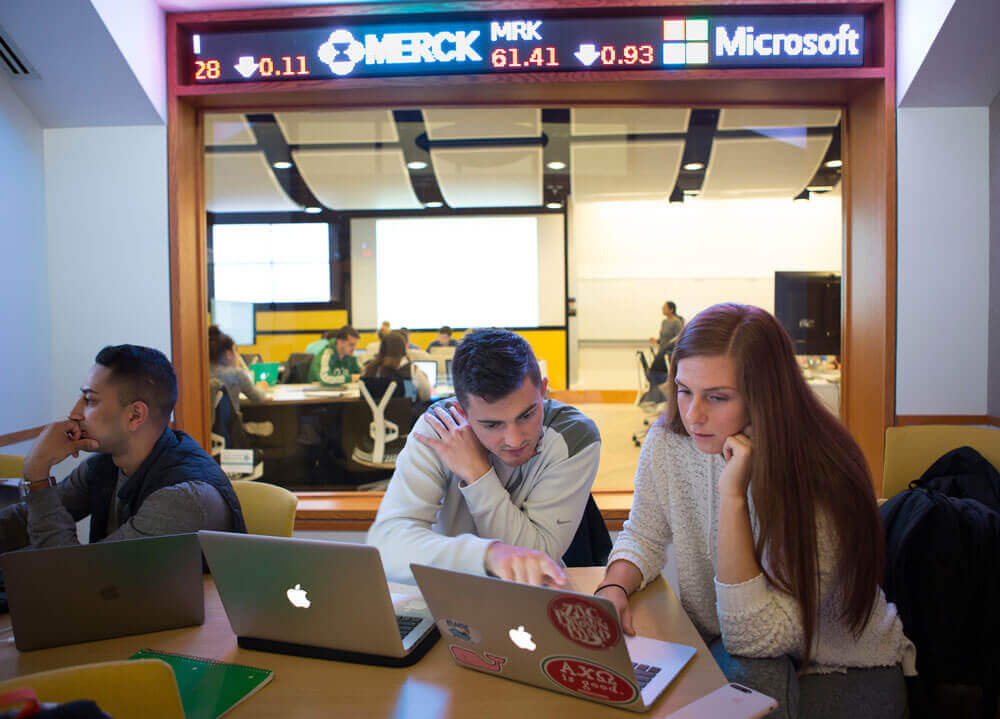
[
  {"left": 597, "top": 304, "right": 912, "bottom": 719},
  {"left": 363, "top": 321, "right": 392, "bottom": 358},
  {"left": 649, "top": 301, "right": 683, "bottom": 379},
  {"left": 0, "top": 345, "right": 246, "bottom": 552},
  {"left": 368, "top": 329, "right": 601, "bottom": 586},
  {"left": 209, "top": 325, "right": 267, "bottom": 413},
  {"left": 309, "top": 325, "right": 361, "bottom": 385},
  {"left": 361, "top": 331, "right": 432, "bottom": 404},
  {"left": 305, "top": 330, "right": 336, "bottom": 356},
  {"left": 427, "top": 325, "right": 459, "bottom": 351}
]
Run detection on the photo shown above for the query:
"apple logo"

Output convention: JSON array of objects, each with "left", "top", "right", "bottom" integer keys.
[
  {"left": 508, "top": 625, "right": 536, "bottom": 651},
  {"left": 286, "top": 584, "right": 311, "bottom": 608}
]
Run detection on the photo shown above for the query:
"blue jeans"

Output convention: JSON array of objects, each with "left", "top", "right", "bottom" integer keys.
[{"left": 709, "top": 638, "right": 908, "bottom": 719}]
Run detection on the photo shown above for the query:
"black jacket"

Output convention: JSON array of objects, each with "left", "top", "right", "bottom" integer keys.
[{"left": 84, "top": 428, "right": 247, "bottom": 542}]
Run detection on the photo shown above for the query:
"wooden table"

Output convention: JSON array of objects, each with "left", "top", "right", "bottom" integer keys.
[
  {"left": 242, "top": 383, "right": 361, "bottom": 408},
  {"left": 0, "top": 568, "right": 725, "bottom": 717}
]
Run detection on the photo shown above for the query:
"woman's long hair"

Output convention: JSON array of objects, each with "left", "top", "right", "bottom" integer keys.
[
  {"left": 208, "top": 325, "right": 235, "bottom": 365},
  {"left": 664, "top": 303, "right": 882, "bottom": 667},
  {"left": 362, "top": 331, "right": 407, "bottom": 378}
]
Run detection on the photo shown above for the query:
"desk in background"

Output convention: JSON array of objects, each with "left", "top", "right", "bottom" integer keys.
[{"left": 0, "top": 568, "right": 724, "bottom": 718}]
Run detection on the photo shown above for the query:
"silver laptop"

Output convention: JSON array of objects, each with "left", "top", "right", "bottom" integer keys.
[
  {"left": 412, "top": 359, "right": 438, "bottom": 387},
  {"left": 412, "top": 564, "right": 696, "bottom": 712},
  {"left": 1, "top": 533, "right": 204, "bottom": 651},
  {"left": 199, "top": 531, "right": 438, "bottom": 666}
]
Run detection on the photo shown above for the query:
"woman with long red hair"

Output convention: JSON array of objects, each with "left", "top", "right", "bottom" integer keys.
[{"left": 596, "top": 304, "right": 913, "bottom": 719}]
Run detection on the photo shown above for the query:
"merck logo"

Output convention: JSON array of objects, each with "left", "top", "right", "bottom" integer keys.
[
  {"left": 716, "top": 23, "right": 861, "bottom": 58},
  {"left": 663, "top": 18, "right": 709, "bottom": 65},
  {"left": 318, "top": 27, "right": 483, "bottom": 76}
]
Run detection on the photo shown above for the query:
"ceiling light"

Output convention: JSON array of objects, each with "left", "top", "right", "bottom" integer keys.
[
  {"left": 546, "top": 161, "right": 567, "bottom": 170},
  {"left": 682, "top": 190, "right": 700, "bottom": 196},
  {"left": 682, "top": 162, "right": 705, "bottom": 171},
  {"left": 304, "top": 206, "right": 323, "bottom": 214},
  {"left": 425, "top": 201, "right": 443, "bottom": 208},
  {"left": 272, "top": 161, "right": 292, "bottom": 170},
  {"left": 824, "top": 159, "right": 842, "bottom": 169},
  {"left": 546, "top": 201, "right": 563, "bottom": 210},
  {"left": 407, "top": 160, "right": 428, "bottom": 170},
  {"left": 806, "top": 185, "right": 833, "bottom": 193}
]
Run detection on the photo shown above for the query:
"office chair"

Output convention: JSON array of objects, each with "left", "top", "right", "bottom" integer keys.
[
  {"left": 632, "top": 350, "right": 667, "bottom": 447},
  {"left": 209, "top": 380, "right": 264, "bottom": 481},
  {"left": 0, "top": 659, "right": 184, "bottom": 719},
  {"left": 231, "top": 481, "right": 298, "bottom": 537},
  {"left": 561, "top": 494, "right": 612, "bottom": 567},
  {"left": 281, "top": 352, "right": 314, "bottom": 384},
  {"left": 348, "top": 379, "right": 413, "bottom": 470},
  {"left": 882, "top": 425, "right": 1000, "bottom": 500}
]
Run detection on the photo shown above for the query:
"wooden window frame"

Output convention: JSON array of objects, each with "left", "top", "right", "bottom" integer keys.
[{"left": 167, "top": 0, "right": 897, "bottom": 493}]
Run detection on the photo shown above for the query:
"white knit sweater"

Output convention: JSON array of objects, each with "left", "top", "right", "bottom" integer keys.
[{"left": 609, "top": 420, "right": 916, "bottom": 675}]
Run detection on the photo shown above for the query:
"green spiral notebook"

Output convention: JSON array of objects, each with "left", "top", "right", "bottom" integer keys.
[{"left": 130, "top": 649, "right": 273, "bottom": 719}]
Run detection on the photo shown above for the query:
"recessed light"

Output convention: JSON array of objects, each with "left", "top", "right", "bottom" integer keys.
[
  {"left": 304, "top": 206, "right": 322, "bottom": 214},
  {"left": 407, "top": 161, "right": 428, "bottom": 170},
  {"left": 824, "top": 159, "right": 842, "bottom": 169},
  {"left": 546, "top": 161, "right": 567, "bottom": 170},
  {"left": 425, "top": 201, "right": 443, "bottom": 208},
  {"left": 806, "top": 185, "right": 833, "bottom": 193},
  {"left": 272, "top": 161, "right": 292, "bottom": 170},
  {"left": 682, "top": 162, "right": 705, "bottom": 171},
  {"left": 546, "top": 202, "right": 563, "bottom": 210},
  {"left": 682, "top": 190, "right": 700, "bottom": 196}
]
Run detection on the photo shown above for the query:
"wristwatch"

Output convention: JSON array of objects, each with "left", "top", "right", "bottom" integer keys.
[{"left": 20, "top": 476, "right": 57, "bottom": 497}]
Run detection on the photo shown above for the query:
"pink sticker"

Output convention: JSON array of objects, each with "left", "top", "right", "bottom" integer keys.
[
  {"left": 450, "top": 645, "right": 507, "bottom": 673},
  {"left": 542, "top": 656, "right": 638, "bottom": 704},
  {"left": 547, "top": 595, "right": 621, "bottom": 649}
]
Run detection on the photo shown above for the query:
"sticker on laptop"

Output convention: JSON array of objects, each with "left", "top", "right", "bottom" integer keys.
[
  {"left": 437, "top": 618, "right": 481, "bottom": 644},
  {"left": 542, "top": 656, "right": 638, "bottom": 704},
  {"left": 450, "top": 646, "right": 506, "bottom": 673},
  {"left": 547, "top": 595, "right": 621, "bottom": 650}
]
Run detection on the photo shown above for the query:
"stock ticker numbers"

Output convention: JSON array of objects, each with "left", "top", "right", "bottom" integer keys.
[{"left": 185, "top": 14, "right": 864, "bottom": 84}]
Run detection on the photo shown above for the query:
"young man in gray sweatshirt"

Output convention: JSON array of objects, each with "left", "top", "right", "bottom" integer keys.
[{"left": 368, "top": 329, "right": 601, "bottom": 586}]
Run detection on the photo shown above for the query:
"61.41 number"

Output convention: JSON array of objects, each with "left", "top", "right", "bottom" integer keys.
[{"left": 491, "top": 47, "right": 558, "bottom": 68}]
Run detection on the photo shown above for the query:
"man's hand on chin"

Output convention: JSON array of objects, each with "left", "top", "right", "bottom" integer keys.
[
  {"left": 23, "top": 420, "right": 99, "bottom": 482},
  {"left": 485, "top": 542, "right": 567, "bottom": 588}
]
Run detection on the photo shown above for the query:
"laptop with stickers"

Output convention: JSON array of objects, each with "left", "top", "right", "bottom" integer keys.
[
  {"left": 199, "top": 531, "right": 438, "bottom": 667},
  {"left": 411, "top": 564, "right": 696, "bottom": 712}
]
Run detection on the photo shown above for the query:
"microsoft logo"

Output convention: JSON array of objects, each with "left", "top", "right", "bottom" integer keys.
[{"left": 663, "top": 18, "right": 709, "bottom": 65}]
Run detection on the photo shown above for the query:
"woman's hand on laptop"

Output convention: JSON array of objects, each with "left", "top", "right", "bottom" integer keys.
[{"left": 485, "top": 542, "right": 567, "bottom": 588}]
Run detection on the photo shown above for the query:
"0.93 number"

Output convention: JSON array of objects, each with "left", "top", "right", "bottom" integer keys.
[{"left": 600, "top": 44, "right": 655, "bottom": 65}]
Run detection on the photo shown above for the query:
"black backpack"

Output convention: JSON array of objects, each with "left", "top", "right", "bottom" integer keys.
[{"left": 880, "top": 447, "right": 1000, "bottom": 719}]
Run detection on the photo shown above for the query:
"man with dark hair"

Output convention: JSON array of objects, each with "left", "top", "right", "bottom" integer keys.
[
  {"left": 427, "top": 326, "right": 458, "bottom": 351},
  {"left": 368, "top": 329, "right": 601, "bottom": 586},
  {"left": 0, "top": 345, "right": 246, "bottom": 552},
  {"left": 308, "top": 325, "right": 361, "bottom": 384}
]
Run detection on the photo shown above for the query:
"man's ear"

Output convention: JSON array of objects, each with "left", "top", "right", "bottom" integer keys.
[
  {"left": 128, "top": 401, "right": 149, "bottom": 432},
  {"left": 539, "top": 376, "right": 549, "bottom": 398}
]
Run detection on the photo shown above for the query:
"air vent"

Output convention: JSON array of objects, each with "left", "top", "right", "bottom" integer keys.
[{"left": 0, "top": 24, "right": 33, "bottom": 76}]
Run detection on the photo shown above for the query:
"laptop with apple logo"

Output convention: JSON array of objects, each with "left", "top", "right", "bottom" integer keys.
[
  {"left": 198, "top": 531, "right": 438, "bottom": 667},
  {"left": 411, "top": 563, "right": 696, "bottom": 712}
]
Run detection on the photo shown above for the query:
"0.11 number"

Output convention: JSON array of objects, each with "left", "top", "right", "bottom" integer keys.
[{"left": 258, "top": 55, "right": 309, "bottom": 77}]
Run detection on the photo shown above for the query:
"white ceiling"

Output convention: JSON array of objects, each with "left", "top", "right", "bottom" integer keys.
[
  {"left": 571, "top": 140, "right": 684, "bottom": 202},
  {"left": 206, "top": 151, "right": 300, "bottom": 212},
  {"left": 203, "top": 107, "right": 839, "bottom": 210}
]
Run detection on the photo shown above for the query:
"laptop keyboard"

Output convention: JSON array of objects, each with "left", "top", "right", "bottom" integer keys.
[
  {"left": 396, "top": 615, "right": 422, "bottom": 639},
  {"left": 632, "top": 663, "right": 662, "bottom": 690}
]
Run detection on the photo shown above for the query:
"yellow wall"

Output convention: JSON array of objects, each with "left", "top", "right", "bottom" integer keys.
[{"left": 229, "top": 310, "right": 567, "bottom": 389}]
